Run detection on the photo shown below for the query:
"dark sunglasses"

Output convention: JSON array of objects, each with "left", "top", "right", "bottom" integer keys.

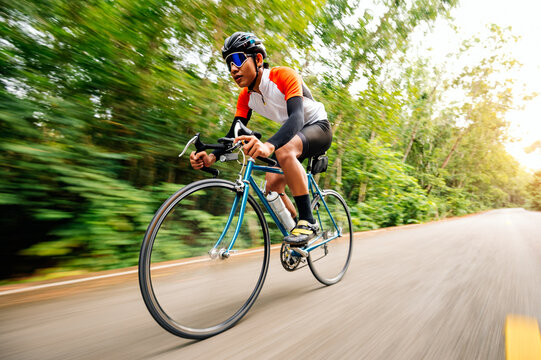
[{"left": 225, "top": 52, "right": 250, "bottom": 71}]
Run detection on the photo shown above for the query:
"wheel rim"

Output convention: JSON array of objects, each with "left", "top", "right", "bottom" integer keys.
[
  {"left": 139, "top": 180, "right": 269, "bottom": 338},
  {"left": 308, "top": 190, "right": 352, "bottom": 285}
]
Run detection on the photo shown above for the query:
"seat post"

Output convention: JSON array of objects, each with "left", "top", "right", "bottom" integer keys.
[{"left": 307, "top": 156, "right": 314, "bottom": 174}]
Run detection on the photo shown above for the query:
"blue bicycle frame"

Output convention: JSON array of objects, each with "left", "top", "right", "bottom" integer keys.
[{"left": 212, "top": 159, "right": 341, "bottom": 255}]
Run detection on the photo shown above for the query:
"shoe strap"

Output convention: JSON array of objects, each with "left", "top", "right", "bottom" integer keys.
[
  {"left": 291, "top": 227, "right": 313, "bottom": 235},
  {"left": 292, "top": 220, "right": 316, "bottom": 234}
]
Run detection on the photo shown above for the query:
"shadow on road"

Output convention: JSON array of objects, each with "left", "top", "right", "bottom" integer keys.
[{"left": 146, "top": 339, "right": 198, "bottom": 357}]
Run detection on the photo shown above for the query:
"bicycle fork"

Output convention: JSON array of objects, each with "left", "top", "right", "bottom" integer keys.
[{"left": 208, "top": 162, "right": 254, "bottom": 260}]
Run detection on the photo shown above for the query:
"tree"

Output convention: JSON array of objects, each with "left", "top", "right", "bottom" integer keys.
[{"left": 527, "top": 171, "right": 541, "bottom": 211}]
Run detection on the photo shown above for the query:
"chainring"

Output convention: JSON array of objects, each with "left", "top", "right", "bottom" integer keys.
[{"left": 280, "top": 243, "right": 302, "bottom": 271}]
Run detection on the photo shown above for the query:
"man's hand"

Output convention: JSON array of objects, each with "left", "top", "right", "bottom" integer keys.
[
  {"left": 235, "top": 135, "right": 275, "bottom": 159},
  {"left": 190, "top": 151, "right": 216, "bottom": 170}
]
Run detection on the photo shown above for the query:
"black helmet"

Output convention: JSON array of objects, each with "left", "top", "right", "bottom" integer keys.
[{"left": 222, "top": 32, "right": 267, "bottom": 60}]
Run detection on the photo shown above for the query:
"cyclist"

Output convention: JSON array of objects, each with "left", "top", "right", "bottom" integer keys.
[{"left": 190, "top": 32, "right": 332, "bottom": 246}]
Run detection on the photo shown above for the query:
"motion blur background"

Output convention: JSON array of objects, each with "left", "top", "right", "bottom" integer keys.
[{"left": 1, "top": 0, "right": 540, "bottom": 283}]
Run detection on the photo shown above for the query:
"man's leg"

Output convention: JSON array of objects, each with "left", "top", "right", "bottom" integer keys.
[
  {"left": 278, "top": 121, "right": 333, "bottom": 245},
  {"left": 274, "top": 135, "right": 318, "bottom": 246},
  {"left": 274, "top": 137, "right": 307, "bottom": 192},
  {"left": 265, "top": 172, "right": 296, "bottom": 219},
  {"left": 274, "top": 136, "right": 315, "bottom": 223}
]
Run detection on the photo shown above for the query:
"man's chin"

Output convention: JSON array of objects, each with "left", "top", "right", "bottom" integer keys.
[{"left": 236, "top": 78, "right": 252, "bottom": 88}]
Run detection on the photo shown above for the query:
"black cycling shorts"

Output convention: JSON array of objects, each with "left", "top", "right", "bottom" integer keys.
[
  {"left": 297, "top": 119, "right": 333, "bottom": 162},
  {"left": 271, "top": 119, "right": 332, "bottom": 166}
]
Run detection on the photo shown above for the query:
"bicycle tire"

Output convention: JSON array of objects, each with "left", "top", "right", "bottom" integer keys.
[
  {"left": 139, "top": 179, "right": 270, "bottom": 339},
  {"left": 307, "top": 189, "right": 353, "bottom": 285}
]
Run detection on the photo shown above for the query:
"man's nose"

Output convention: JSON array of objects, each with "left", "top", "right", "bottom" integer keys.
[{"left": 230, "top": 63, "right": 239, "bottom": 73}]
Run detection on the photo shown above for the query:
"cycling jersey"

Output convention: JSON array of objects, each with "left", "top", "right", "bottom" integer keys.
[
  {"left": 235, "top": 67, "right": 327, "bottom": 127},
  {"left": 213, "top": 66, "right": 330, "bottom": 158}
]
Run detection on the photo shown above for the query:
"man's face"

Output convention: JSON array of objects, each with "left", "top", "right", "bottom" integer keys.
[{"left": 228, "top": 53, "right": 262, "bottom": 87}]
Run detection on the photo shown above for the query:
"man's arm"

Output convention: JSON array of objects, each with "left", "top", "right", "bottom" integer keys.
[
  {"left": 210, "top": 112, "right": 252, "bottom": 159},
  {"left": 267, "top": 96, "right": 303, "bottom": 150}
]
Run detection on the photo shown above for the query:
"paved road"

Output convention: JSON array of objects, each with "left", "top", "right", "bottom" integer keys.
[{"left": 1, "top": 209, "right": 540, "bottom": 359}]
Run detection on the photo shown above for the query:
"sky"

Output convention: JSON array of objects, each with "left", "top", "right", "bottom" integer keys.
[{"left": 420, "top": 0, "right": 541, "bottom": 172}]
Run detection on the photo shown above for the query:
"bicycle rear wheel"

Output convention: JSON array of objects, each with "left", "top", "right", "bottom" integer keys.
[
  {"left": 139, "top": 179, "right": 270, "bottom": 339},
  {"left": 307, "top": 189, "right": 352, "bottom": 285}
]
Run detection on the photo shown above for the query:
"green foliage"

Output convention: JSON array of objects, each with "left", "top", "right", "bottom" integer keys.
[
  {"left": 346, "top": 145, "right": 436, "bottom": 228},
  {"left": 526, "top": 171, "right": 541, "bottom": 211},
  {"left": 0, "top": 0, "right": 531, "bottom": 282}
]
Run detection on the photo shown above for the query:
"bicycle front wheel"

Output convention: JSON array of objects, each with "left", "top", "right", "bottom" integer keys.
[
  {"left": 139, "top": 179, "right": 270, "bottom": 339},
  {"left": 308, "top": 189, "right": 353, "bottom": 285}
]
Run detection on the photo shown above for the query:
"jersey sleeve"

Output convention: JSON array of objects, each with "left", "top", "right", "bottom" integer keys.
[
  {"left": 267, "top": 96, "right": 304, "bottom": 150},
  {"left": 234, "top": 87, "right": 251, "bottom": 118},
  {"left": 269, "top": 67, "right": 303, "bottom": 101}
]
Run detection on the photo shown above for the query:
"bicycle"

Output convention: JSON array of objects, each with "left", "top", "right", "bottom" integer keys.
[{"left": 138, "top": 120, "right": 352, "bottom": 339}]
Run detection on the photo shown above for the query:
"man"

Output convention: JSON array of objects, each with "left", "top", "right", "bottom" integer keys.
[{"left": 190, "top": 32, "right": 332, "bottom": 246}]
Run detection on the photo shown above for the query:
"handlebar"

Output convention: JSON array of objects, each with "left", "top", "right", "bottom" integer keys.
[
  {"left": 194, "top": 135, "right": 221, "bottom": 177},
  {"left": 195, "top": 134, "right": 278, "bottom": 167},
  {"left": 179, "top": 129, "right": 278, "bottom": 178}
]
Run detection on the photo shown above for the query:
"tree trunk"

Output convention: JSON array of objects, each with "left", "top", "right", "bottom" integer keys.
[
  {"left": 440, "top": 130, "right": 465, "bottom": 170},
  {"left": 426, "top": 129, "right": 468, "bottom": 194},
  {"left": 336, "top": 154, "right": 343, "bottom": 189},
  {"left": 167, "top": 166, "right": 175, "bottom": 183},
  {"left": 332, "top": 113, "right": 344, "bottom": 133},
  {"left": 323, "top": 112, "right": 346, "bottom": 190},
  {"left": 324, "top": 168, "right": 331, "bottom": 189},
  {"left": 358, "top": 181, "right": 368, "bottom": 203},
  {"left": 403, "top": 83, "right": 439, "bottom": 163},
  {"left": 357, "top": 132, "right": 376, "bottom": 202},
  {"left": 403, "top": 122, "right": 419, "bottom": 162}
]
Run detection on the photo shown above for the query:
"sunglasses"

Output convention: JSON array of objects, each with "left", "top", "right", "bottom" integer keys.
[{"left": 225, "top": 52, "right": 250, "bottom": 71}]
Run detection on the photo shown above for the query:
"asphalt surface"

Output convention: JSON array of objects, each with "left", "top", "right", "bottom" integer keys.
[{"left": 1, "top": 208, "right": 540, "bottom": 359}]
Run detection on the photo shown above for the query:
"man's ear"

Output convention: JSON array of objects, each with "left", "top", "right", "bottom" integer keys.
[{"left": 256, "top": 53, "right": 264, "bottom": 67}]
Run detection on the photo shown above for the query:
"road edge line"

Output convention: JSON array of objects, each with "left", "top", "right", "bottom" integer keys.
[{"left": 0, "top": 210, "right": 492, "bottom": 296}]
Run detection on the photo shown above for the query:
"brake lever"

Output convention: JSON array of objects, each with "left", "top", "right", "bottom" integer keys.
[
  {"left": 178, "top": 134, "right": 199, "bottom": 157},
  {"left": 229, "top": 141, "right": 244, "bottom": 152}
]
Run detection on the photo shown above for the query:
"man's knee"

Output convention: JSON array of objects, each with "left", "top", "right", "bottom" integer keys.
[
  {"left": 265, "top": 173, "right": 285, "bottom": 193},
  {"left": 275, "top": 140, "right": 302, "bottom": 164}
]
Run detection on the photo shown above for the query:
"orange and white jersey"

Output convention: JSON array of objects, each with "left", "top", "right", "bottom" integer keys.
[{"left": 234, "top": 67, "right": 327, "bottom": 125}]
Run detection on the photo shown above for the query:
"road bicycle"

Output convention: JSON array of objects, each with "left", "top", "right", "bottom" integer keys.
[{"left": 139, "top": 120, "right": 352, "bottom": 339}]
